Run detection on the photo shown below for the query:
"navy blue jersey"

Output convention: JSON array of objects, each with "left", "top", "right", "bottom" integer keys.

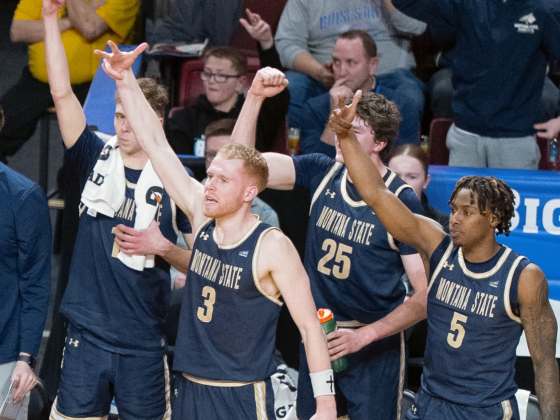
[
  {"left": 423, "top": 235, "right": 529, "bottom": 407},
  {"left": 174, "top": 219, "right": 283, "bottom": 382},
  {"left": 61, "top": 129, "right": 191, "bottom": 356},
  {"left": 294, "top": 154, "right": 423, "bottom": 324}
]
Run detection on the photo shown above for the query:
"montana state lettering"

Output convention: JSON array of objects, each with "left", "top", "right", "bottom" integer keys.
[
  {"left": 174, "top": 219, "right": 282, "bottom": 382},
  {"left": 422, "top": 236, "right": 529, "bottom": 407},
  {"left": 303, "top": 162, "right": 422, "bottom": 324}
]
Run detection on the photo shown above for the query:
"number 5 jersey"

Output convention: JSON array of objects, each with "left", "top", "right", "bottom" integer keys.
[{"left": 423, "top": 235, "right": 529, "bottom": 407}]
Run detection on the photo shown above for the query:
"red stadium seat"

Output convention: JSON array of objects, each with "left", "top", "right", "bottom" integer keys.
[{"left": 428, "top": 118, "right": 453, "bottom": 165}]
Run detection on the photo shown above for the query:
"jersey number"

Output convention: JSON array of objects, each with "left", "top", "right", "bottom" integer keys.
[
  {"left": 447, "top": 312, "right": 468, "bottom": 348},
  {"left": 197, "top": 286, "right": 216, "bottom": 323},
  {"left": 317, "top": 239, "right": 353, "bottom": 280}
]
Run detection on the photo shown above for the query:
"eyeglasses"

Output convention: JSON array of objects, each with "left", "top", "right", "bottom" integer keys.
[{"left": 200, "top": 71, "right": 241, "bottom": 83}]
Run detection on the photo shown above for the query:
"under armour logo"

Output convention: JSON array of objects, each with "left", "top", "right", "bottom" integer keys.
[
  {"left": 68, "top": 338, "right": 79, "bottom": 347},
  {"left": 200, "top": 232, "right": 209, "bottom": 240},
  {"left": 411, "top": 404, "right": 417, "bottom": 415},
  {"left": 443, "top": 261, "right": 454, "bottom": 270},
  {"left": 325, "top": 189, "right": 336, "bottom": 198},
  {"left": 174, "top": 389, "right": 178, "bottom": 397}
]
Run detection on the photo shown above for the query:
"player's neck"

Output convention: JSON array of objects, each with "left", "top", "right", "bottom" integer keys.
[
  {"left": 214, "top": 208, "right": 259, "bottom": 246},
  {"left": 122, "top": 150, "right": 149, "bottom": 170},
  {"left": 461, "top": 239, "right": 502, "bottom": 264}
]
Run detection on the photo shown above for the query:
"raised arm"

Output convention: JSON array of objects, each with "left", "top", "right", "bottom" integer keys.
[
  {"left": 518, "top": 264, "right": 560, "bottom": 420},
  {"left": 230, "top": 68, "right": 296, "bottom": 189},
  {"left": 331, "top": 92, "right": 444, "bottom": 258},
  {"left": 43, "top": 0, "right": 86, "bottom": 149},
  {"left": 95, "top": 42, "right": 206, "bottom": 229},
  {"left": 259, "top": 231, "right": 336, "bottom": 419}
]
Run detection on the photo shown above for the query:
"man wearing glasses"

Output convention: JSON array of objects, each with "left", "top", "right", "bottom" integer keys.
[{"left": 166, "top": 11, "right": 289, "bottom": 155}]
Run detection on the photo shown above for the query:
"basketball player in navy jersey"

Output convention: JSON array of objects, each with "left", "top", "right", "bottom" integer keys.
[
  {"left": 330, "top": 91, "right": 560, "bottom": 419},
  {"left": 230, "top": 69, "right": 428, "bottom": 419},
  {"left": 94, "top": 43, "right": 337, "bottom": 420},
  {"left": 43, "top": 1, "right": 193, "bottom": 418}
]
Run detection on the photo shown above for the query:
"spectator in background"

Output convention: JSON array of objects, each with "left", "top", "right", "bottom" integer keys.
[
  {"left": 427, "top": 41, "right": 559, "bottom": 126},
  {"left": 0, "top": 105, "right": 52, "bottom": 420},
  {"left": 393, "top": 0, "right": 560, "bottom": 169},
  {"left": 275, "top": 0, "right": 426, "bottom": 129},
  {"left": 0, "top": 0, "right": 139, "bottom": 162},
  {"left": 149, "top": 0, "right": 243, "bottom": 47},
  {"left": 300, "top": 30, "right": 420, "bottom": 157},
  {"left": 166, "top": 9, "right": 289, "bottom": 155},
  {"left": 388, "top": 144, "right": 448, "bottom": 231}
]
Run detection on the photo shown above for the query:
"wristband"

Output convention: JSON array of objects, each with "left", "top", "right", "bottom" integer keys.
[{"left": 309, "top": 369, "right": 335, "bottom": 397}]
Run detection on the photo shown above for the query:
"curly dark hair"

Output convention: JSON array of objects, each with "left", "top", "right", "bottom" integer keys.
[
  {"left": 448, "top": 176, "right": 515, "bottom": 236},
  {"left": 347, "top": 92, "right": 401, "bottom": 161}
]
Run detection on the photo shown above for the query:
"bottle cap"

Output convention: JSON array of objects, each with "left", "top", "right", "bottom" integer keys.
[{"left": 317, "top": 308, "right": 333, "bottom": 323}]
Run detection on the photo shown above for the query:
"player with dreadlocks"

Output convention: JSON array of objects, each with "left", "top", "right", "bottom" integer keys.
[{"left": 329, "top": 91, "right": 560, "bottom": 420}]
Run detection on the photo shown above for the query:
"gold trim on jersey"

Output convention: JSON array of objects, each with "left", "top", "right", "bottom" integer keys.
[
  {"left": 50, "top": 398, "right": 108, "bottom": 420},
  {"left": 125, "top": 178, "right": 136, "bottom": 190},
  {"left": 504, "top": 256, "right": 526, "bottom": 324},
  {"left": 193, "top": 218, "right": 213, "bottom": 238},
  {"left": 336, "top": 320, "right": 367, "bottom": 328},
  {"left": 254, "top": 381, "right": 268, "bottom": 420},
  {"left": 170, "top": 198, "right": 179, "bottom": 236},
  {"left": 214, "top": 216, "right": 261, "bottom": 249},
  {"left": 458, "top": 246, "right": 512, "bottom": 279},
  {"left": 386, "top": 182, "right": 412, "bottom": 251},
  {"left": 341, "top": 168, "right": 367, "bottom": 207},
  {"left": 253, "top": 227, "right": 283, "bottom": 306},
  {"left": 428, "top": 241, "right": 455, "bottom": 293},
  {"left": 501, "top": 399, "right": 513, "bottom": 419},
  {"left": 162, "top": 355, "right": 171, "bottom": 420},
  {"left": 183, "top": 373, "right": 259, "bottom": 387},
  {"left": 310, "top": 162, "right": 342, "bottom": 213},
  {"left": 397, "top": 331, "right": 405, "bottom": 420}
]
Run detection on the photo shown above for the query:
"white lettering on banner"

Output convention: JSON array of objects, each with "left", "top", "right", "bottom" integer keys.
[{"left": 510, "top": 189, "right": 560, "bottom": 235}]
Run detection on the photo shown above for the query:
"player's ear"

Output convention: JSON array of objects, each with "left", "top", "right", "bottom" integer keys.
[
  {"left": 244, "top": 184, "right": 258, "bottom": 202},
  {"left": 489, "top": 211, "right": 501, "bottom": 229}
]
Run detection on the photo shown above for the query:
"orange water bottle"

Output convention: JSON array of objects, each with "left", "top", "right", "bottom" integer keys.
[{"left": 318, "top": 308, "right": 348, "bottom": 372}]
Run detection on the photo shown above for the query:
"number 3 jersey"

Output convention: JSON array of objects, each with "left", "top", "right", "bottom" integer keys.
[
  {"left": 423, "top": 235, "right": 529, "bottom": 407},
  {"left": 173, "top": 219, "right": 282, "bottom": 382},
  {"left": 293, "top": 154, "right": 423, "bottom": 325}
]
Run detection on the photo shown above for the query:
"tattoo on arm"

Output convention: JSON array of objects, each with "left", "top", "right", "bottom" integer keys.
[{"left": 526, "top": 277, "right": 560, "bottom": 420}]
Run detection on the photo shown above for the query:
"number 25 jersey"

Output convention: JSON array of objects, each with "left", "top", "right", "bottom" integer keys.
[{"left": 294, "top": 154, "right": 423, "bottom": 325}]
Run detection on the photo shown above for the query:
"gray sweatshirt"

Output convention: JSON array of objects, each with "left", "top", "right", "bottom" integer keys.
[{"left": 275, "top": 0, "right": 426, "bottom": 76}]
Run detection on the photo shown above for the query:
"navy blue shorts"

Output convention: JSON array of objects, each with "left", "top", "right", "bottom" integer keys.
[
  {"left": 171, "top": 374, "right": 275, "bottom": 419},
  {"left": 51, "top": 324, "right": 170, "bottom": 420},
  {"left": 406, "top": 386, "right": 520, "bottom": 420},
  {"left": 297, "top": 332, "right": 403, "bottom": 420}
]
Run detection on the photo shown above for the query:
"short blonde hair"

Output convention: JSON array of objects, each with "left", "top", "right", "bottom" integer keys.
[{"left": 218, "top": 143, "right": 269, "bottom": 192}]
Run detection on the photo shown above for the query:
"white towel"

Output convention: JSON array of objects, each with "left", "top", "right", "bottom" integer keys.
[{"left": 81, "top": 136, "right": 163, "bottom": 271}]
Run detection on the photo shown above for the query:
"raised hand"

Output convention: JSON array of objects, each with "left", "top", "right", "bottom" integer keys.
[
  {"left": 113, "top": 220, "right": 170, "bottom": 256},
  {"left": 239, "top": 8, "right": 273, "bottom": 50},
  {"left": 94, "top": 40, "right": 148, "bottom": 80},
  {"left": 328, "top": 90, "right": 362, "bottom": 139},
  {"left": 42, "top": 0, "right": 65, "bottom": 17},
  {"left": 248, "top": 67, "right": 289, "bottom": 98}
]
